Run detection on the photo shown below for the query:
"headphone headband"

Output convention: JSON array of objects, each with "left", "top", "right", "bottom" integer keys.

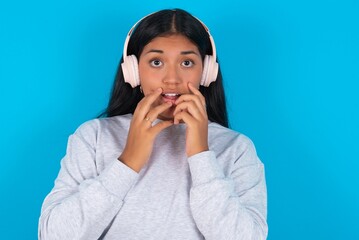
[
  {"left": 122, "top": 13, "right": 153, "bottom": 59},
  {"left": 123, "top": 13, "right": 216, "bottom": 61},
  {"left": 122, "top": 11, "right": 218, "bottom": 87}
]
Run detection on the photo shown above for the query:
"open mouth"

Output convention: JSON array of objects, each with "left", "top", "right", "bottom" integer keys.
[{"left": 161, "top": 93, "right": 181, "bottom": 103}]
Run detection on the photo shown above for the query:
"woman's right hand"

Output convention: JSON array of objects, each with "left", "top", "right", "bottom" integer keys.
[{"left": 118, "top": 88, "right": 173, "bottom": 172}]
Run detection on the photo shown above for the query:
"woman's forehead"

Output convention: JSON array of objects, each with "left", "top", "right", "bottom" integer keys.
[{"left": 143, "top": 34, "right": 199, "bottom": 52}]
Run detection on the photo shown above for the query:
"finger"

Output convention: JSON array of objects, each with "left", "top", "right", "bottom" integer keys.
[
  {"left": 174, "top": 94, "right": 206, "bottom": 118},
  {"left": 188, "top": 82, "right": 206, "bottom": 106},
  {"left": 150, "top": 120, "right": 173, "bottom": 135},
  {"left": 173, "top": 111, "right": 195, "bottom": 125},
  {"left": 134, "top": 88, "right": 163, "bottom": 119},
  {"left": 173, "top": 101, "right": 203, "bottom": 120},
  {"left": 146, "top": 102, "right": 173, "bottom": 122},
  {"left": 175, "top": 94, "right": 205, "bottom": 113},
  {"left": 175, "top": 86, "right": 206, "bottom": 112}
]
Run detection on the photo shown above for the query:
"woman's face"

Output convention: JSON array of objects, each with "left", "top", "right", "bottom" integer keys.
[{"left": 138, "top": 34, "right": 203, "bottom": 120}]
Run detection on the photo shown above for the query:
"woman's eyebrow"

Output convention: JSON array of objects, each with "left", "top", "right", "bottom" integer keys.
[
  {"left": 145, "top": 49, "right": 163, "bottom": 54},
  {"left": 144, "top": 49, "right": 199, "bottom": 56},
  {"left": 180, "top": 50, "right": 199, "bottom": 55}
]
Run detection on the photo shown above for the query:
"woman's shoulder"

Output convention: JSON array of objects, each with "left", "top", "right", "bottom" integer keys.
[
  {"left": 208, "top": 123, "right": 263, "bottom": 168},
  {"left": 208, "top": 122, "right": 257, "bottom": 155},
  {"left": 74, "top": 114, "right": 133, "bottom": 136},
  {"left": 209, "top": 122, "right": 252, "bottom": 143}
]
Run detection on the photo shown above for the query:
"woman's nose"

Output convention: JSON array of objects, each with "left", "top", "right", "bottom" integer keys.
[{"left": 162, "top": 65, "right": 181, "bottom": 85}]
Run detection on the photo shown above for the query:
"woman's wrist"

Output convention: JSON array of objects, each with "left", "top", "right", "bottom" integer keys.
[
  {"left": 187, "top": 146, "right": 209, "bottom": 158},
  {"left": 118, "top": 154, "right": 143, "bottom": 173}
]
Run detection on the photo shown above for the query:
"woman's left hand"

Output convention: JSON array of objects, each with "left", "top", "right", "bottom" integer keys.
[{"left": 173, "top": 83, "right": 209, "bottom": 157}]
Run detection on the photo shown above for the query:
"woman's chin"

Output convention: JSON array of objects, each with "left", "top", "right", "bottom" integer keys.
[{"left": 158, "top": 107, "right": 175, "bottom": 121}]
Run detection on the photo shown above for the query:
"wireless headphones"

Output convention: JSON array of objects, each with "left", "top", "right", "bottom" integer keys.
[{"left": 121, "top": 12, "right": 218, "bottom": 88}]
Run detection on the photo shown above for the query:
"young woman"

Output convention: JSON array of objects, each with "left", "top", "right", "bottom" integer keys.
[{"left": 39, "top": 9, "right": 268, "bottom": 240}]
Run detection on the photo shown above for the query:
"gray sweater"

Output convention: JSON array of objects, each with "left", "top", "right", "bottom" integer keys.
[{"left": 39, "top": 114, "right": 268, "bottom": 240}]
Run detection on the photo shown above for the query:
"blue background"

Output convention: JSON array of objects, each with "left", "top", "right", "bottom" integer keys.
[{"left": 1, "top": 0, "right": 358, "bottom": 239}]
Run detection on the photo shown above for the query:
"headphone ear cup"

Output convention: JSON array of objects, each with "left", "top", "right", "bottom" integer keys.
[
  {"left": 200, "top": 55, "right": 209, "bottom": 86},
  {"left": 121, "top": 55, "right": 140, "bottom": 88},
  {"left": 201, "top": 55, "right": 219, "bottom": 87}
]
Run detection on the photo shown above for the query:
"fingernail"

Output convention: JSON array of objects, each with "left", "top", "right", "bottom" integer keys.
[{"left": 157, "top": 88, "right": 162, "bottom": 92}]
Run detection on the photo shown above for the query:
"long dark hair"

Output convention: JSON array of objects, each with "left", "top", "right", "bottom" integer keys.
[{"left": 100, "top": 9, "right": 228, "bottom": 127}]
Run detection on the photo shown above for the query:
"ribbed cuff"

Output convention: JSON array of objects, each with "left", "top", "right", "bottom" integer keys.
[
  {"left": 187, "top": 151, "right": 225, "bottom": 186},
  {"left": 98, "top": 159, "right": 139, "bottom": 199}
]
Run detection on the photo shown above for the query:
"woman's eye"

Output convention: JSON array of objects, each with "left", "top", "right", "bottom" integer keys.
[
  {"left": 182, "top": 60, "right": 194, "bottom": 67},
  {"left": 150, "top": 60, "right": 162, "bottom": 67}
]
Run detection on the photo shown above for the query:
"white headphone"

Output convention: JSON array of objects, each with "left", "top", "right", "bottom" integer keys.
[{"left": 121, "top": 12, "right": 218, "bottom": 88}]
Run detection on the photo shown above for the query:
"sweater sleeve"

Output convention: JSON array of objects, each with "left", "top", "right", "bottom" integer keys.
[
  {"left": 187, "top": 138, "right": 268, "bottom": 240},
  {"left": 38, "top": 121, "right": 138, "bottom": 240}
]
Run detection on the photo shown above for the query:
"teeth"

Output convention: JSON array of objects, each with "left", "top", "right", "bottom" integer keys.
[{"left": 163, "top": 93, "right": 180, "bottom": 97}]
